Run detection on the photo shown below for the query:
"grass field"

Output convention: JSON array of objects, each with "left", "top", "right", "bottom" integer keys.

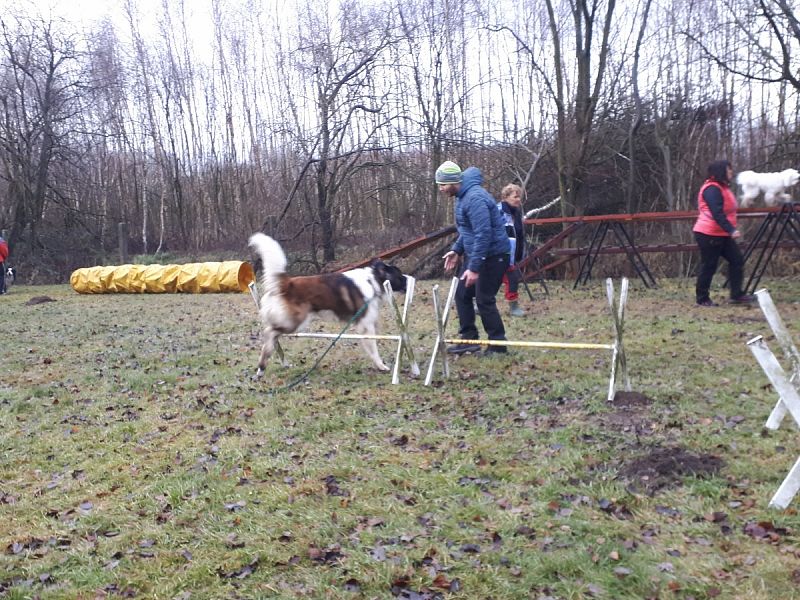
[{"left": 2, "top": 276, "right": 800, "bottom": 599}]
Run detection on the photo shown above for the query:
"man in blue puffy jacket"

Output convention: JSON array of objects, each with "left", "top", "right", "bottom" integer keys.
[{"left": 437, "top": 161, "right": 510, "bottom": 355}]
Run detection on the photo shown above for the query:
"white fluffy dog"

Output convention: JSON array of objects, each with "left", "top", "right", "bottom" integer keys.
[{"left": 736, "top": 168, "right": 800, "bottom": 207}]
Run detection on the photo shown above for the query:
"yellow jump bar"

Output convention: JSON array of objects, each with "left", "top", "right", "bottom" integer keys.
[{"left": 444, "top": 338, "right": 614, "bottom": 350}]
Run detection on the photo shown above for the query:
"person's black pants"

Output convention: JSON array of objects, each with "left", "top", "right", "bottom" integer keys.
[
  {"left": 455, "top": 253, "right": 509, "bottom": 349},
  {"left": 694, "top": 232, "right": 744, "bottom": 302},
  {"left": 0, "top": 262, "right": 5, "bottom": 294}
]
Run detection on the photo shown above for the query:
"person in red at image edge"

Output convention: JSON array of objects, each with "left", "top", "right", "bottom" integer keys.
[
  {"left": 692, "top": 159, "right": 756, "bottom": 306},
  {"left": 0, "top": 235, "right": 7, "bottom": 295}
]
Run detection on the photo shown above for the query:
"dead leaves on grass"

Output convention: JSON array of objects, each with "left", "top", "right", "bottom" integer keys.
[
  {"left": 743, "top": 520, "right": 789, "bottom": 542},
  {"left": 217, "top": 556, "right": 260, "bottom": 579}
]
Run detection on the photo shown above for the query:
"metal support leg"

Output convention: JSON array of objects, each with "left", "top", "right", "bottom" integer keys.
[
  {"left": 574, "top": 223, "right": 610, "bottom": 288},
  {"left": 611, "top": 222, "right": 657, "bottom": 288},
  {"left": 745, "top": 203, "right": 800, "bottom": 294}
]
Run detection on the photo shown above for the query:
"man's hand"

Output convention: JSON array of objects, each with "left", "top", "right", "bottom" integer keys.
[
  {"left": 443, "top": 251, "right": 460, "bottom": 272},
  {"left": 460, "top": 269, "right": 479, "bottom": 287},
  {"left": 732, "top": 229, "right": 742, "bottom": 240}
]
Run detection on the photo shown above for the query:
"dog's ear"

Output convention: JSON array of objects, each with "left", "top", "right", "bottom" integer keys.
[{"left": 370, "top": 258, "right": 385, "bottom": 271}]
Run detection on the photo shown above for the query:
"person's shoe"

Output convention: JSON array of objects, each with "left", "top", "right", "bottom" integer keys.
[
  {"left": 730, "top": 294, "right": 757, "bottom": 304},
  {"left": 509, "top": 301, "right": 525, "bottom": 317},
  {"left": 696, "top": 299, "right": 718, "bottom": 307},
  {"left": 446, "top": 343, "right": 482, "bottom": 355},
  {"left": 482, "top": 345, "right": 508, "bottom": 356}
]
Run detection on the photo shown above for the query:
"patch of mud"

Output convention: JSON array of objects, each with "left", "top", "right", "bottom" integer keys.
[
  {"left": 730, "top": 315, "right": 763, "bottom": 324},
  {"left": 25, "top": 296, "right": 56, "bottom": 306},
  {"left": 601, "top": 391, "right": 656, "bottom": 435},
  {"left": 610, "top": 391, "right": 653, "bottom": 408},
  {"left": 617, "top": 445, "right": 724, "bottom": 495}
]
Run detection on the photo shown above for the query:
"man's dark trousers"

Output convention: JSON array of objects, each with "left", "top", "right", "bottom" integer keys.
[{"left": 454, "top": 253, "right": 509, "bottom": 348}]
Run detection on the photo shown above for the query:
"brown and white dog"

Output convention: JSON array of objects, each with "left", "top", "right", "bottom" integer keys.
[{"left": 249, "top": 233, "right": 407, "bottom": 376}]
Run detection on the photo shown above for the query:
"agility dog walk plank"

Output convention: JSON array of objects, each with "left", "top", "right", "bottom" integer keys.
[
  {"left": 747, "top": 288, "right": 800, "bottom": 509},
  {"left": 424, "top": 277, "right": 630, "bottom": 401}
]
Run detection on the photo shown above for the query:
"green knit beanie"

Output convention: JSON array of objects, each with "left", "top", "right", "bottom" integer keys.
[{"left": 435, "top": 161, "right": 462, "bottom": 184}]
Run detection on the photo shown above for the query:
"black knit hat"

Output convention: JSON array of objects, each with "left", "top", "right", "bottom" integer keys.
[{"left": 707, "top": 160, "right": 732, "bottom": 184}]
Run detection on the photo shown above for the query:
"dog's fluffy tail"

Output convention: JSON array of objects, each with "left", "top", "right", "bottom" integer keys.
[{"left": 249, "top": 233, "right": 287, "bottom": 295}]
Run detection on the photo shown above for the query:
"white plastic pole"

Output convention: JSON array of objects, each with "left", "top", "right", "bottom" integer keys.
[
  {"left": 770, "top": 456, "right": 800, "bottom": 509},
  {"left": 605, "top": 277, "right": 630, "bottom": 401},
  {"left": 755, "top": 289, "right": 800, "bottom": 378},
  {"left": 747, "top": 336, "right": 800, "bottom": 428},
  {"left": 755, "top": 289, "right": 800, "bottom": 429},
  {"left": 425, "top": 278, "right": 458, "bottom": 386}
]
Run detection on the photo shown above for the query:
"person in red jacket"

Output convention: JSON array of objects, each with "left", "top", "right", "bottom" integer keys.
[
  {"left": 692, "top": 160, "right": 755, "bottom": 306},
  {"left": 0, "top": 235, "right": 7, "bottom": 294}
]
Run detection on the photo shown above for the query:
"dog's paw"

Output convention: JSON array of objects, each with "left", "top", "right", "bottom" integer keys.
[{"left": 375, "top": 362, "right": 390, "bottom": 372}]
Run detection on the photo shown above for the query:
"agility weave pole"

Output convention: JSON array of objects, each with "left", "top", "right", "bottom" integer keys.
[
  {"left": 248, "top": 277, "right": 420, "bottom": 385},
  {"left": 746, "top": 288, "right": 800, "bottom": 509},
  {"left": 424, "top": 277, "right": 631, "bottom": 401}
]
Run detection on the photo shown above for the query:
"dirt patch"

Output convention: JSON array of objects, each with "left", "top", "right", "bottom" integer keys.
[
  {"left": 617, "top": 445, "right": 724, "bottom": 495},
  {"left": 730, "top": 315, "right": 763, "bottom": 324},
  {"left": 25, "top": 296, "right": 56, "bottom": 306},
  {"left": 611, "top": 391, "right": 653, "bottom": 408},
  {"left": 600, "top": 391, "right": 656, "bottom": 434}
]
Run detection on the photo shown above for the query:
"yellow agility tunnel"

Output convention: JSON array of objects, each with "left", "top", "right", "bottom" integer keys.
[{"left": 70, "top": 261, "right": 255, "bottom": 294}]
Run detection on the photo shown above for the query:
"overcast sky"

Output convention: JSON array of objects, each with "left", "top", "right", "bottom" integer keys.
[
  {"left": 1, "top": 0, "right": 122, "bottom": 25},
  {"left": 0, "top": 0, "right": 218, "bottom": 43}
]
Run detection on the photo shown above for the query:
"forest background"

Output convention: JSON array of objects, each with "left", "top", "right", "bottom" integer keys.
[{"left": 1, "top": 0, "right": 799, "bottom": 282}]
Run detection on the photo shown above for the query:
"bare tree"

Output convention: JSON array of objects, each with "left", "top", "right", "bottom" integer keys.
[
  {"left": 625, "top": 0, "right": 653, "bottom": 213},
  {"left": 393, "top": 0, "right": 473, "bottom": 227},
  {"left": 0, "top": 16, "right": 86, "bottom": 254},
  {"left": 545, "top": 0, "right": 617, "bottom": 217},
  {"left": 687, "top": 0, "right": 800, "bottom": 92},
  {"left": 281, "top": 0, "right": 395, "bottom": 263}
]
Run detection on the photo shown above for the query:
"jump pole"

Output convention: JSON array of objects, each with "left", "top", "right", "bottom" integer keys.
[
  {"left": 747, "top": 336, "right": 800, "bottom": 509},
  {"left": 248, "top": 275, "right": 419, "bottom": 384},
  {"left": 424, "top": 277, "right": 630, "bottom": 401},
  {"left": 753, "top": 288, "right": 800, "bottom": 430},
  {"left": 745, "top": 289, "right": 800, "bottom": 508}
]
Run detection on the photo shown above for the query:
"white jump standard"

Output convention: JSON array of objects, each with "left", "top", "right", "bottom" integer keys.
[
  {"left": 746, "top": 288, "right": 800, "bottom": 509},
  {"left": 425, "top": 276, "right": 631, "bottom": 402},
  {"left": 248, "top": 276, "right": 420, "bottom": 385}
]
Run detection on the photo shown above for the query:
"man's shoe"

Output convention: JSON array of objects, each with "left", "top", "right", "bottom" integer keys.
[
  {"left": 696, "top": 299, "right": 718, "bottom": 307},
  {"left": 730, "top": 294, "right": 757, "bottom": 304},
  {"left": 483, "top": 345, "right": 508, "bottom": 355},
  {"left": 446, "top": 343, "right": 482, "bottom": 355},
  {"left": 509, "top": 301, "right": 525, "bottom": 317}
]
